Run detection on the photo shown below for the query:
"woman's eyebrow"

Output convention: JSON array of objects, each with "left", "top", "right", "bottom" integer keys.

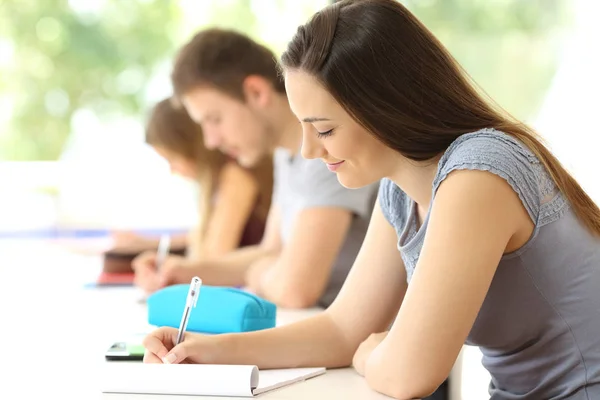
[{"left": 302, "top": 117, "right": 330, "bottom": 123}]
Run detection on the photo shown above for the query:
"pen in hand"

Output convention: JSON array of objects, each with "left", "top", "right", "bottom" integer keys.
[{"left": 176, "top": 276, "right": 202, "bottom": 345}]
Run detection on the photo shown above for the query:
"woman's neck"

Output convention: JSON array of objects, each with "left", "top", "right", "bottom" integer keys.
[{"left": 388, "top": 155, "right": 442, "bottom": 210}]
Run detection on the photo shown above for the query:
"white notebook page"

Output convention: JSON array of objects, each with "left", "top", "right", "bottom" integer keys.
[
  {"left": 254, "top": 368, "right": 326, "bottom": 395},
  {"left": 101, "top": 363, "right": 325, "bottom": 397}
]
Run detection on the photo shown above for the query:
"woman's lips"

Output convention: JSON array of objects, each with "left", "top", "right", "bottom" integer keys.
[{"left": 326, "top": 160, "right": 345, "bottom": 172}]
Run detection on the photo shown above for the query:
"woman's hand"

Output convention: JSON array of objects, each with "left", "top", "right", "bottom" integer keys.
[
  {"left": 132, "top": 252, "right": 194, "bottom": 294},
  {"left": 143, "top": 327, "right": 221, "bottom": 364},
  {"left": 131, "top": 251, "right": 162, "bottom": 294},
  {"left": 352, "top": 331, "right": 388, "bottom": 376}
]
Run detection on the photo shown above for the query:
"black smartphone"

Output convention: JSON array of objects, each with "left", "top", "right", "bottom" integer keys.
[{"left": 105, "top": 341, "right": 145, "bottom": 361}]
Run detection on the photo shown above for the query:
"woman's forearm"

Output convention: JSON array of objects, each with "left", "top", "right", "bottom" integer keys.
[
  {"left": 212, "top": 312, "right": 355, "bottom": 369},
  {"left": 169, "top": 233, "right": 189, "bottom": 249}
]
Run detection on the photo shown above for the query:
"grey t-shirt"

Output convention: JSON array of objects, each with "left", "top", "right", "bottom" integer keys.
[
  {"left": 273, "top": 148, "right": 378, "bottom": 307},
  {"left": 379, "top": 128, "right": 600, "bottom": 399}
]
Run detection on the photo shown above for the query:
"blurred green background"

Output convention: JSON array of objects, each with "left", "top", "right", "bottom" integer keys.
[{"left": 0, "top": 0, "right": 573, "bottom": 161}]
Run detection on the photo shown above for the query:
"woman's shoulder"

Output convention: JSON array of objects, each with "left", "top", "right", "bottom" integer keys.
[
  {"left": 433, "top": 128, "right": 548, "bottom": 225},
  {"left": 438, "top": 128, "right": 539, "bottom": 170}
]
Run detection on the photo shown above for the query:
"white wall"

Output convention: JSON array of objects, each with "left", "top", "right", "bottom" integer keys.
[{"left": 55, "top": 114, "right": 198, "bottom": 231}]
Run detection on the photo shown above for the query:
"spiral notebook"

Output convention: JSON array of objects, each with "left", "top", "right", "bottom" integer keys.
[{"left": 101, "top": 363, "right": 326, "bottom": 397}]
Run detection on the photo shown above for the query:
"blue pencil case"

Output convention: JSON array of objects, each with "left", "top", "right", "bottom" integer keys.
[{"left": 147, "top": 284, "right": 277, "bottom": 334}]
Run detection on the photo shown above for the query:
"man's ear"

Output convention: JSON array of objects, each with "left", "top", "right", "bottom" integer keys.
[{"left": 242, "top": 75, "right": 272, "bottom": 108}]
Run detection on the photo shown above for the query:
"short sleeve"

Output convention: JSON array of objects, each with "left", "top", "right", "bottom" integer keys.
[
  {"left": 300, "top": 158, "right": 378, "bottom": 220},
  {"left": 432, "top": 130, "right": 541, "bottom": 224}
]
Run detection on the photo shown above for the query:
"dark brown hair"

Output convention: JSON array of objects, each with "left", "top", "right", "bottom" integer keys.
[
  {"left": 171, "top": 28, "right": 286, "bottom": 101},
  {"left": 281, "top": 0, "right": 600, "bottom": 236}
]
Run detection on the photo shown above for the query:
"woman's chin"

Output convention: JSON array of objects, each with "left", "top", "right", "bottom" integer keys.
[{"left": 336, "top": 172, "right": 377, "bottom": 190}]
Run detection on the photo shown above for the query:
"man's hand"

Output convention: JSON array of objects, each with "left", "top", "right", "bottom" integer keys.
[{"left": 244, "top": 255, "right": 278, "bottom": 294}]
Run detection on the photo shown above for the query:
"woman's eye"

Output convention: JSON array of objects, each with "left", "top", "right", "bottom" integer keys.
[{"left": 316, "top": 129, "right": 334, "bottom": 138}]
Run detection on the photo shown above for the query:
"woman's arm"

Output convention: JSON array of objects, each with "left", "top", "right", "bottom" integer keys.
[
  {"left": 110, "top": 231, "right": 188, "bottom": 253},
  {"left": 200, "top": 162, "right": 259, "bottom": 258},
  {"left": 364, "top": 170, "right": 534, "bottom": 399},
  {"left": 145, "top": 199, "right": 408, "bottom": 369}
]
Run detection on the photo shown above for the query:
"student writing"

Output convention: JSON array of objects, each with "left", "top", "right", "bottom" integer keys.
[{"left": 142, "top": 1, "right": 600, "bottom": 399}]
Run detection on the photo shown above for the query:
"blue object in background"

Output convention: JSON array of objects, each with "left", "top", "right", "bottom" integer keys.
[{"left": 147, "top": 284, "right": 277, "bottom": 334}]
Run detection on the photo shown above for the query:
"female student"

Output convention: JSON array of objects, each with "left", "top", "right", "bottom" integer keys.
[
  {"left": 133, "top": 98, "right": 273, "bottom": 292},
  {"left": 142, "top": 1, "right": 600, "bottom": 399}
]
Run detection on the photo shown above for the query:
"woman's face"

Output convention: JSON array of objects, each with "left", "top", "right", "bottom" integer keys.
[
  {"left": 284, "top": 69, "right": 398, "bottom": 189},
  {"left": 153, "top": 146, "right": 197, "bottom": 180}
]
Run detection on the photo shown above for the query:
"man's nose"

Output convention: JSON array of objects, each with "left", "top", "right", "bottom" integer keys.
[{"left": 203, "top": 129, "right": 221, "bottom": 150}]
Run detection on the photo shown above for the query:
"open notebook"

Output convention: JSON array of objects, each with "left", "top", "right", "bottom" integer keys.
[{"left": 101, "top": 363, "right": 326, "bottom": 397}]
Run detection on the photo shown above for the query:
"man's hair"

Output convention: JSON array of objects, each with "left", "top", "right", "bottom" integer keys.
[{"left": 171, "top": 28, "right": 286, "bottom": 101}]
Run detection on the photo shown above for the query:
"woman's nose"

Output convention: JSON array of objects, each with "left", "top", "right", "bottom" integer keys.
[{"left": 301, "top": 130, "right": 326, "bottom": 160}]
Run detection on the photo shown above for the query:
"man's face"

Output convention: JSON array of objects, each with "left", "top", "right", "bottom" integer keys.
[{"left": 182, "top": 87, "right": 271, "bottom": 167}]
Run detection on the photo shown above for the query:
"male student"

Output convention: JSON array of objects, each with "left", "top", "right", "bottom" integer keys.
[{"left": 133, "top": 28, "right": 378, "bottom": 308}]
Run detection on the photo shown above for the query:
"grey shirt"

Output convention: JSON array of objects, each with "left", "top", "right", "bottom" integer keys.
[
  {"left": 273, "top": 148, "right": 378, "bottom": 307},
  {"left": 379, "top": 128, "right": 600, "bottom": 399}
]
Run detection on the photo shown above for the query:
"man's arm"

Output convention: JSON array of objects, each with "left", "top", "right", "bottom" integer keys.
[
  {"left": 255, "top": 207, "right": 353, "bottom": 308},
  {"left": 246, "top": 154, "right": 377, "bottom": 308}
]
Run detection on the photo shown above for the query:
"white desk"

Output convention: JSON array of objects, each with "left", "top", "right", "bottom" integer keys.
[
  {"left": 101, "top": 368, "right": 391, "bottom": 400},
  {"left": 0, "top": 240, "right": 461, "bottom": 400}
]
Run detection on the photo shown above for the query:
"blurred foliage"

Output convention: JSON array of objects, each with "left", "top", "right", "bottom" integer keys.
[
  {"left": 0, "top": 0, "right": 574, "bottom": 161},
  {"left": 196, "top": 0, "right": 331, "bottom": 53},
  {"left": 403, "top": 0, "right": 568, "bottom": 33},
  {"left": 0, "top": 0, "right": 181, "bottom": 160},
  {"left": 402, "top": 0, "right": 573, "bottom": 122}
]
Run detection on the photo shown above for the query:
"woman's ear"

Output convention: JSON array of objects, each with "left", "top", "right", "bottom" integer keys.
[{"left": 242, "top": 75, "right": 272, "bottom": 109}]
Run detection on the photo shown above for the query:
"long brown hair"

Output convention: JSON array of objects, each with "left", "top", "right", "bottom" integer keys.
[
  {"left": 281, "top": 0, "right": 600, "bottom": 236},
  {"left": 145, "top": 98, "right": 227, "bottom": 249}
]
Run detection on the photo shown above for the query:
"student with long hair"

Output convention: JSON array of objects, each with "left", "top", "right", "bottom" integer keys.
[
  {"left": 132, "top": 98, "right": 273, "bottom": 293},
  {"left": 142, "top": 1, "right": 600, "bottom": 398}
]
